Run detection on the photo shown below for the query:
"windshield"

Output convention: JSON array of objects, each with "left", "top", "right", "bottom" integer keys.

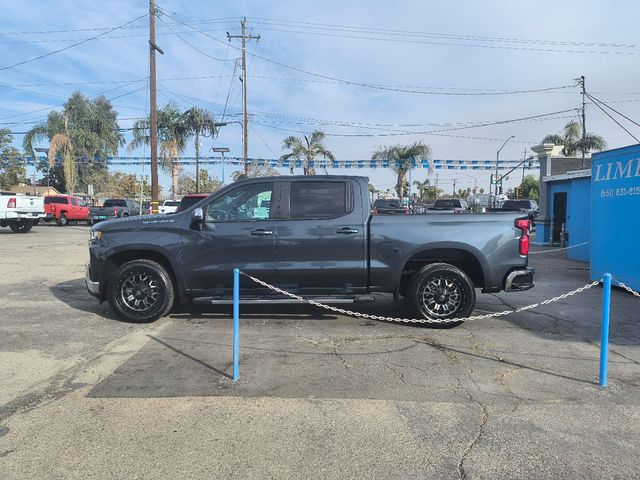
[{"left": 503, "top": 200, "right": 531, "bottom": 209}]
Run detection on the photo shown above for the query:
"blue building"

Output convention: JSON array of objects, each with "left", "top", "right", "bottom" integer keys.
[
  {"left": 533, "top": 143, "right": 640, "bottom": 290},
  {"left": 590, "top": 144, "right": 640, "bottom": 290}
]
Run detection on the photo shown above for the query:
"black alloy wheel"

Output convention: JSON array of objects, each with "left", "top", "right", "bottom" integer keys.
[
  {"left": 407, "top": 263, "right": 476, "bottom": 328},
  {"left": 108, "top": 259, "right": 174, "bottom": 322}
]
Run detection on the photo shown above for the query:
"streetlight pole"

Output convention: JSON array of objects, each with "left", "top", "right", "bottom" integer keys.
[
  {"left": 495, "top": 136, "right": 515, "bottom": 207},
  {"left": 212, "top": 147, "right": 230, "bottom": 184}
]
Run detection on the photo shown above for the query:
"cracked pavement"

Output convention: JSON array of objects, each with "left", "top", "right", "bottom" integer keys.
[{"left": 1, "top": 226, "right": 640, "bottom": 479}]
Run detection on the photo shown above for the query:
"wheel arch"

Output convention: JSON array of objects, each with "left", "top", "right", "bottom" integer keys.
[
  {"left": 399, "top": 244, "right": 487, "bottom": 294},
  {"left": 103, "top": 248, "right": 184, "bottom": 303}
]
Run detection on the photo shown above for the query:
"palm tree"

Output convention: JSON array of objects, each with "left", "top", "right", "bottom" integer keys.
[
  {"left": 372, "top": 141, "right": 432, "bottom": 200},
  {"left": 542, "top": 120, "right": 606, "bottom": 157},
  {"left": 129, "top": 103, "right": 188, "bottom": 199},
  {"left": 23, "top": 92, "right": 123, "bottom": 193},
  {"left": 280, "top": 130, "right": 335, "bottom": 175},
  {"left": 413, "top": 178, "right": 430, "bottom": 204},
  {"left": 181, "top": 107, "right": 218, "bottom": 192}
]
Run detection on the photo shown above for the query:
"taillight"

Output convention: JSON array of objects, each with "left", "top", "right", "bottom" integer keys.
[
  {"left": 515, "top": 218, "right": 530, "bottom": 234},
  {"left": 7, "top": 197, "right": 16, "bottom": 208},
  {"left": 373, "top": 208, "right": 378, "bottom": 214},
  {"left": 114, "top": 207, "right": 118, "bottom": 216},
  {"left": 519, "top": 235, "right": 530, "bottom": 256},
  {"left": 404, "top": 208, "right": 409, "bottom": 214},
  {"left": 515, "top": 218, "right": 530, "bottom": 255}
]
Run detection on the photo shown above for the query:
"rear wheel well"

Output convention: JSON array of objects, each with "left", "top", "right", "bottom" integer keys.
[{"left": 400, "top": 248, "right": 484, "bottom": 295}]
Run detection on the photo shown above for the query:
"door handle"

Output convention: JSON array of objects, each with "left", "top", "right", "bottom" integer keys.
[
  {"left": 251, "top": 229, "right": 273, "bottom": 236},
  {"left": 336, "top": 227, "right": 359, "bottom": 235}
]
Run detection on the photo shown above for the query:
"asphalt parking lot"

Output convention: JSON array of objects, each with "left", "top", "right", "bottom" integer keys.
[{"left": 1, "top": 224, "right": 639, "bottom": 479}]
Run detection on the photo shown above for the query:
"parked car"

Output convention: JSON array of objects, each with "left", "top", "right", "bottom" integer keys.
[
  {"left": 159, "top": 200, "right": 180, "bottom": 215},
  {"left": 372, "top": 198, "right": 408, "bottom": 214},
  {"left": 88, "top": 199, "right": 140, "bottom": 224},
  {"left": 44, "top": 195, "right": 90, "bottom": 225},
  {"left": 496, "top": 199, "right": 539, "bottom": 218},
  {"left": 428, "top": 198, "right": 470, "bottom": 211},
  {"left": 0, "top": 192, "right": 45, "bottom": 233},
  {"left": 85, "top": 176, "right": 534, "bottom": 324},
  {"left": 176, "top": 193, "right": 208, "bottom": 213}
]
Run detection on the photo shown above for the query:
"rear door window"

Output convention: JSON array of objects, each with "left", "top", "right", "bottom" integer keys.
[{"left": 289, "top": 182, "right": 351, "bottom": 219}]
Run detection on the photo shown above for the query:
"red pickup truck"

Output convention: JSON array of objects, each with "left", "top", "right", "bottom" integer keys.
[{"left": 44, "top": 195, "right": 90, "bottom": 226}]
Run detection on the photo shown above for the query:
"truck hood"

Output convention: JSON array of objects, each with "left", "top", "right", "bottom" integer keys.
[{"left": 94, "top": 213, "right": 183, "bottom": 232}]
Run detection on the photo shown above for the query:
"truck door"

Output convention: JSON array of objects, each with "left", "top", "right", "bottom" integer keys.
[
  {"left": 274, "top": 179, "right": 367, "bottom": 294},
  {"left": 180, "top": 181, "right": 280, "bottom": 297}
]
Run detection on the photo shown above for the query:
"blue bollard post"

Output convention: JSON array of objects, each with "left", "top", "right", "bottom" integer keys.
[
  {"left": 599, "top": 273, "right": 612, "bottom": 388},
  {"left": 232, "top": 268, "right": 240, "bottom": 382}
]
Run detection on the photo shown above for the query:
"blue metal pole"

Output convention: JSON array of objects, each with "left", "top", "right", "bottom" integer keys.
[
  {"left": 599, "top": 273, "right": 612, "bottom": 387},
  {"left": 232, "top": 268, "right": 240, "bottom": 381}
]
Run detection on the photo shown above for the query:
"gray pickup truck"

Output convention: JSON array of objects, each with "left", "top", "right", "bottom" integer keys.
[
  {"left": 85, "top": 176, "right": 534, "bottom": 325},
  {"left": 89, "top": 199, "right": 140, "bottom": 224}
]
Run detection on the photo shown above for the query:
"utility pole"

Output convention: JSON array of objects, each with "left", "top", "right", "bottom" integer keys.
[
  {"left": 452, "top": 178, "right": 456, "bottom": 196},
  {"left": 228, "top": 18, "right": 260, "bottom": 175},
  {"left": 149, "top": 0, "right": 163, "bottom": 214},
  {"left": 580, "top": 75, "right": 587, "bottom": 169}
]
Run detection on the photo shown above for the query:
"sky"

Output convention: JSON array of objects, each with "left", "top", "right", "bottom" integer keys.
[{"left": 1, "top": 0, "right": 640, "bottom": 196}]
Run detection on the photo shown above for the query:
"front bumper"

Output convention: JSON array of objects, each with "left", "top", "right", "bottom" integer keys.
[
  {"left": 504, "top": 268, "right": 535, "bottom": 292},
  {"left": 85, "top": 262, "right": 101, "bottom": 298}
]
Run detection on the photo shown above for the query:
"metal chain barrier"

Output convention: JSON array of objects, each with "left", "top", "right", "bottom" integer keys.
[
  {"left": 528, "top": 241, "right": 590, "bottom": 254},
  {"left": 615, "top": 280, "right": 640, "bottom": 298},
  {"left": 240, "top": 272, "right": 602, "bottom": 325}
]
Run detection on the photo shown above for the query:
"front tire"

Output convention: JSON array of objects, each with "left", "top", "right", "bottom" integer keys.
[
  {"left": 9, "top": 220, "right": 33, "bottom": 233},
  {"left": 107, "top": 259, "right": 174, "bottom": 322},
  {"left": 407, "top": 263, "right": 476, "bottom": 327}
]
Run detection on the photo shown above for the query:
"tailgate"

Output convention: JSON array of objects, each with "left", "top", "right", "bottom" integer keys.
[{"left": 15, "top": 196, "right": 44, "bottom": 213}]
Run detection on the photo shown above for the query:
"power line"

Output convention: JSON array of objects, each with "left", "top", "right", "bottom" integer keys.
[
  {"left": 253, "top": 108, "right": 577, "bottom": 138},
  {"left": 164, "top": 17, "right": 577, "bottom": 97},
  {"left": 586, "top": 92, "right": 640, "bottom": 129},
  {"left": 585, "top": 93, "right": 640, "bottom": 142},
  {"left": 156, "top": 14, "right": 234, "bottom": 62},
  {"left": 0, "top": 13, "right": 148, "bottom": 72},
  {"left": 0, "top": 17, "right": 241, "bottom": 36},
  {"left": 246, "top": 17, "right": 640, "bottom": 53}
]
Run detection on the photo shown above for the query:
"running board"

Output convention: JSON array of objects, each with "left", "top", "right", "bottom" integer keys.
[{"left": 192, "top": 295, "right": 376, "bottom": 305}]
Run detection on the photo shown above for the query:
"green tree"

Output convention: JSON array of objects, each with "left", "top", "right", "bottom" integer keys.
[
  {"left": 519, "top": 174, "right": 539, "bottom": 201},
  {"left": 232, "top": 161, "right": 279, "bottom": 180},
  {"left": 542, "top": 120, "right": 606, "bottom": 157},
  {"left": 412, "top": 178, "right": 441, "bottom": 204},
  {"left": 129, "top": 103, "right": 188, "bottom": 199},
  {"left": 280, "top": 130, "right": 335, "bottom": 175},
  {"left": 181, "top": 107, "right": 218, "bottom": 192},
  {"left": 0, "top": 129, "right": 26, "bottom": 189},
  {"left": 372, "top": 141, "right": 432, "bottom": 199},
  {"left": 177, "top": 170, "right": 222, "bottom": 196},
  {"left": 23, "top": 91, "right": 123, "bottom": 194}
]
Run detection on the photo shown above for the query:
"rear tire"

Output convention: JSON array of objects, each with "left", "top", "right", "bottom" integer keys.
[
  {"left": 407, "top": 263, "right": 476, "bottom": 328},
  {"left": 107, "top": 259, "right": 174, "bottom": 323},
  {"left": 9, "top": 220, "right": 33, "bottom": 233},
  {"left": 56, "top": 214, "right": 68, "bottom": 226}
]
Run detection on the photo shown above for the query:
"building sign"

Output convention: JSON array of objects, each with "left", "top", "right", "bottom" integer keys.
[{"left": 591, "top": 145, "right": 640, "bottom": 290}]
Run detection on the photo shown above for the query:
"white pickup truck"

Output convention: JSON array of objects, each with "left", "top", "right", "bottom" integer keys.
[{"left": 0, "top": 192, "right": 46, "bottom": 233}]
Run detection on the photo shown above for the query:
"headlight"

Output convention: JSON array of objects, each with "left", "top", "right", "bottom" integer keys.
[{"left": 89, "top": 229, "right": 103, "bottom": 243}]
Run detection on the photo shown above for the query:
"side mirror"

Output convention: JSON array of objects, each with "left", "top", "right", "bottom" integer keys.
[{"left": 192, "top": 207, "right": 204, "bottom": 230}]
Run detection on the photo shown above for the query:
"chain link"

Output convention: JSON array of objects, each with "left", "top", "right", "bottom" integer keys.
[
  {"left": 240, "top": 272, "right": 602, "bottom": 325},
  {"left": 528, "top": 241, "right": 590, "bottom": 254},
  {"left": 616, "top": 280, "right": 640, "bottom": 298}
]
